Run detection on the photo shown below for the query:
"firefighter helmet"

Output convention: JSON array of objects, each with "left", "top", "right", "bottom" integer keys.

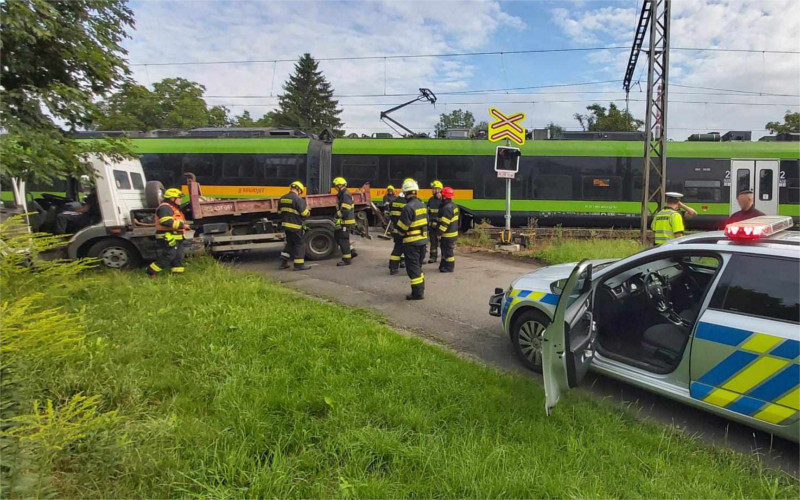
[
  {"left": 163, "top": 188, "right": 182, "bottom": 200},
  {"left": 442, "top": 187, "right": 454, "bottom": 199},
  {"left": 402, "top": 178, "right": 419, "bottom": 193},
  {"left": 290, "top": 180, "right": 306, "bottom": 193},
  {"left": 431, "top": 180, "right": 444, "bottom": 189},
  {"left": 333, "top": 177, "right": 347, "bottom": 187},
  {"left": 387, "top": 185, "right": 395, "bottom": 192}
]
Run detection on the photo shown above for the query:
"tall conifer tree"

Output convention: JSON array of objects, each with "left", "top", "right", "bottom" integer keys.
[{"left": 273, "top": 53, "right": 344, "bottom": 135}]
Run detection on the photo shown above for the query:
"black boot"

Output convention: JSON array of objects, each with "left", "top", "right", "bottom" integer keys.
[
  {"left": 293, "top": 264, "right": 311, "bottom": 270},
  {"left": 279, "top": 260, "right": 291, "bottom": 269},
  {"left": 406, "top": 293, "right": 424, "bottom": 300},
  {"left": 337, "top": 260, "right": 351, "bottom": 267},
  {"left": 390, "top": 268, "right": 399, "bottom": 275}
]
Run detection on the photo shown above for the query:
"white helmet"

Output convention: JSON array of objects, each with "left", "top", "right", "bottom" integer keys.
[{"left": 402, "top": 178, "right": 419, "bottom": 193}]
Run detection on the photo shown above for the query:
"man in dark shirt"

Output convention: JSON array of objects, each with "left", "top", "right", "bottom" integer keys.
[
  {"left": 727, "top": 189, "right": 764, "bottom": 225},
  {"left": 55, "top": 189, "right": 100, "bottom": 234}
]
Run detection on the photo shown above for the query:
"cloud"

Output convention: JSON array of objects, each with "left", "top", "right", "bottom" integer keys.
[
  {"left": 548, "top": 0, "right": 800, "bottom": 139},
  {"left": 124, "top": 0, "right": 525, "bottom": 135}
]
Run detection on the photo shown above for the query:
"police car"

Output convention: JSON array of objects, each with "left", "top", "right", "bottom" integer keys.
[{"left": 489, "top": 216, "right": 800, "bottom": 442}]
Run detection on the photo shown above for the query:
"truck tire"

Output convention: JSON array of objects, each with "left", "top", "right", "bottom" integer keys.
[
  {"left": 303, "top": 227, "right": 335, "bottom": 261},
  {"left": 87, "top": 239, "right": 141, "bottom": 270},
  {"left": 145, "top": 181, "right": 165, "bottom": 209}
]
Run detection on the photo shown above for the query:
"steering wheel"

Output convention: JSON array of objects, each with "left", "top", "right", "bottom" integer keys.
[{"left": 644, "top": 270, "right": 672, "bottom": 313}]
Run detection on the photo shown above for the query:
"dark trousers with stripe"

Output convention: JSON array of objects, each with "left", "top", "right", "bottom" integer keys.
[
  {"left": 389, "top": 233, "right": 404, "bottom": 270},
  {"left": 403, "top": 243, "right": 426, "bottom": 298},
  {"left": 336, "top": 226, "right": 352, "bottom": 262},
  {"left": 428, "top": 225, "right": 439, "bottom": 260},
  {"left": 439, "top": 237, "right": 456, "bottom": 271},
  {"left": 281, "top": 230, "right": 305, "bottom": 268},
  {"left": 148, "top": 238, "right": 185, "bottom": 275}
]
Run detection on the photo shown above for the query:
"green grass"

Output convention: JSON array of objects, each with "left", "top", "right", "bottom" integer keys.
[
  {"left": 520, "top": 238, "right": 646, "bottom": 265},
  {"left": 6, "top": 258, "right": 798, "bottom": 498}
]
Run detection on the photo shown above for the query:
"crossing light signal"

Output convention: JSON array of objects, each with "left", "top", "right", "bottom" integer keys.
[{"left": 495, "top": 146, "right": 521, "bottom": 176}]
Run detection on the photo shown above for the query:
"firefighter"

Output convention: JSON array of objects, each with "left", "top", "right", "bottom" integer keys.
[
  {"left": 383, "top": 185, "right": 397, "bottom": 219},
  {"left": 651, "top": 191, "right": 697, "bottom": 245},
  {"left": 396, "top": 178, "right": 428, "bottom": 300},
  {"left": 147, "top": 188, "right": 190, "bottom": 277},
  {"left": 438, "top": 186, "right": 459, "bottom": 273},
  {"left": 427, "top": 180, "right": 444, "bottom": 263},
  {"left": 333, "top": 177, "right": 356, "bottom": 266},
  {"left": 388, "top": 186, "right": 407, "bottom": 275},
  {"left": 279, "top": 181, "right": 311, "bottom": 270}
]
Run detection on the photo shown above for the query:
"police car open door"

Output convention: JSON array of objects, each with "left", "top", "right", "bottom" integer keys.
[{"left": 541, "top": 260, "right": 596, "bottom": 415}]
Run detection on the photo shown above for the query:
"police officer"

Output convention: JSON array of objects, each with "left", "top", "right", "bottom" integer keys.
[
  {"left": 727, "top": 189, "right": 764, "bottom": 225},
  {"left": 388, "top": 187, "right": 407, "bottom": 275},
  {"left": 147, "top": 188, "right": 190, "bottom": 277},
  {"left": 279, "top": 181, "right": 311, "bottom": 270},
  {"left": 427, "top": 180, "right": 444, "bottom": 263},
  {"left": 651, "top": 191, "right": 697, "bottom": 245},
  {"left": 333, "top": 177, "right": 356, "bottom": 266},
  {"left": 396, "top": 178, "right": 428, "bottom": 300},
  {"left": 437, "top": 186, "right": 459, "bottom": 273},
  {"left": 383, "top": 185, "right": 397, "bottom": 220}
]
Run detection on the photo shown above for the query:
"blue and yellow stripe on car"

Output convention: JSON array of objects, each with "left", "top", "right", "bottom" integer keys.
[
  {"left": 691, "top": 322, "right": 799, "bottom": 425},
  {"left": 501, "top": 288, "right": 559, "bottom": 327}
]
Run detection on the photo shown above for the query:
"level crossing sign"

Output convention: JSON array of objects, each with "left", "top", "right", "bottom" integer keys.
[{"left": 488, "top": 107, "right": 526, "bottom": 145}]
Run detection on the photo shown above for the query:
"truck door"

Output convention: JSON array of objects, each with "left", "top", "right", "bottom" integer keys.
[
  {"left": 541, "top": 260, "right": 596, "bottom": 415},
  {"left": 730, "top": 159, "right": 779, "bottom": 215}
]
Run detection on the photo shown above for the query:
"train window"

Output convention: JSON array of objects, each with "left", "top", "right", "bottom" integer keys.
[
  {"left": 130, "top": 172, "right": 145, "bottom": 190},
  {"left": 340, "top": 156, "right": 379, "bottom": 182},
  {"left": 259, "top": 155, "right": 302, "bottom": 180},
  {"left": 683, "top": 179, "right": 721, "bottom": 202},
  {"left": 582, "top": 176, "right": 621, "bottom": 201},
  {"left": 736, "top": 168, "right": 750, "bottom": 193},
  {"left": 759, "top": 169, "right": 773, "bottom": 201},
  {"left": 113, "top": 170, "right": 131, "bottom": 190},
  {"left": 182, "top": 154, "right": 217, "bottom": 181},
  {"left": 533, "top": 175, "right": 572, "bottom": 200},
  {"left": 389, "top": 156, "right": 426, "bottom": 182},
  {"left": 436, "top": 157, "right": 473, "bottom": 183},
  {"left": 222, "top": 155, "right": 256, "bottom": 179}
]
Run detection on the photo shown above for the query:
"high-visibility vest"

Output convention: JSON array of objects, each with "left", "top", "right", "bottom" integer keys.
[
  {"left": 155, "top": 202, "right": 187, "bottom": 237},
  {"left": 651, "top": 208, "right": 684, "bottom": 245}
]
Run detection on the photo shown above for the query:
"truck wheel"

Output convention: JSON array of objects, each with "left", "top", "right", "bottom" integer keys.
[
  {"left": 87, "top": 239, "right": 141, "bottom": 270},
  {"left": 145, "top": 181, "right": 165, "bottom": 209},
  {"left": 511, "top": 309, "right": 550, "bottom": 373},
  {"left": 303, "top": 227, "right": 335, "bottom": 261}
]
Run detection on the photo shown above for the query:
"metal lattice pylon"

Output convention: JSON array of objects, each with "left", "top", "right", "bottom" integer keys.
[{"left": 640, "top": 0, "right": 671, "bottom": 243}]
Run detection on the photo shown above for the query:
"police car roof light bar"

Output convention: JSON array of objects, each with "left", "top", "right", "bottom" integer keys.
[{"left": 724, "top": 216, "right": 794, "bottom": 240}]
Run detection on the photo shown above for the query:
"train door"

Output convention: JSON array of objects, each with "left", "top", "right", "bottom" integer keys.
[{"left": 730, "top": 159, "right": 779, "bottom": 215}]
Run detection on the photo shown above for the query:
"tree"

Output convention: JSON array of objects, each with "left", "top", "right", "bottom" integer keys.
[
  {"left": 471, "top": 120, "right": 489, "bottom": 137},
  {"left": 546, "top": 122, "right": 564, "bottom": 139},
  {"left": 574, "top": 103, "right": 643, "bottom": 132},
  {"left": 0, "top": 0, "right": 135, "bottom": 183},
  {"left": 435, "top": 109, "right": 475, "bottom": 138},
  {"left": 271, "top": 53, "right": 344, "bottom": 135},
  {"left": 230, "top": 110, "right": 275, "bottom": 128},
  {"left": 96, "top": 77, "right": 234, "bottom": 130},
  {"left": 766, "top": 111, "right": 800, "bottom": 135}
]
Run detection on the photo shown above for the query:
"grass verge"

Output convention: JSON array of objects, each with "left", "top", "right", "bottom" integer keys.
[
  {"left": 519, "top": 237, "right": 646, "bottom": 264},
  {"left": 4, "top": 258, "right": 798, "bottom": 498}
]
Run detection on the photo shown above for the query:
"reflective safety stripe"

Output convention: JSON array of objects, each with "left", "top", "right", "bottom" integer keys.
[
  {"left": 410, "top": 274, "right": 424, "bottom": 285},
  {"left": 171, "top": 267, "right": 185, "bottom": 273},
  {"left": 342, "top": 253, "right": 352, "bottom": 259},
  {"left": 428, "top": 208, "right": 439, "bottom": 213},
  {"left": 281, "top": 252, "right": 290, "bottom": 258},
  {"left": 396, "top": 220, "right": 409, "bottom": 230},
  {"left": 445, "top": 257, "right": 455, "bottom": 262},
  {"left": 389, "top": 255, "right": 401, "bottom": 261},
  {"left": 149, "top": 262, "right": 162, "bottom": 272},
  {"left": 280, "top": 207, "right": 299, "bottom": 214},
  {"left": 389, "top": 210, "right": 402, "bottom": 216},
  {"left": 414, "top": 207, "right": 427, "bottom": 215},
  {"left": 403, "top": 234, "right": 428, "bottom": 243},
  {"left": 301, "top": 208, "right": 310, "bottom": 216},
  {"left": 341, "top": 203, "right": 353, "bottom": 209},
  {"left": 440, "top": 216, "right": 452, "bottom": 224},
  {"left": 172, "top": 219, "right": 182, "bottom": 230},
  {"left": 158, "top": 216, "right": 173, "bottom": 223},
  {"left": 410, "top": 218, "right": 427, "bottom": 227},
  {"left": 283, "top": 222, "right": 302, "bottom": 230},
  {"left": 280, "top": 198, "right": 293, "bottom": 204},
  {"left": 343, "top": 219, "right": 356, "bottom": 225},
  {"left": 441, "top": 231, "right": 459, "bottom": 238},
  {"left": 294, "top": 259, "right": 305, "bottom": 264},
  {"left": 156, "top": 234, "right": 184, "bottom": 240},
  {"left": 392, "top": 202, "right": 406, "bottom": 207}
]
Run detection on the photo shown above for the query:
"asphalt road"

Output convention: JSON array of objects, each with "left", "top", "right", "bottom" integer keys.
[{"left": 230, "top": 235, "right": 799, "bottom": 475}]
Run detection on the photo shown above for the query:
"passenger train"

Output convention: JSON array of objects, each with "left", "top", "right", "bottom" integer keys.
[{"left": 77, "top": 129, "right": 800, "bottom": 230}]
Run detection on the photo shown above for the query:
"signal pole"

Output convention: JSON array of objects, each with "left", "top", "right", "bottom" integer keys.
[{"left": 624, "top": 0, "right": 671, "bottom": 244}]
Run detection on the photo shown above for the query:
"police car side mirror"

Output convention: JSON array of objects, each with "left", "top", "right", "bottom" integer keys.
[{"left": 551, "top": 278, "right": 567, "bottom": 296}]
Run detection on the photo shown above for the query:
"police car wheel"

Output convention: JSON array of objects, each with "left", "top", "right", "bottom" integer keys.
[{"left": 511, "top": 309, "right": 549, "bottom": 373}]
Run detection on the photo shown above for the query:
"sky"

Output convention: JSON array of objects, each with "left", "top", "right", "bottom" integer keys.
[{"left": 124, "top": 0, "right": 800, "bottom": 140}]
